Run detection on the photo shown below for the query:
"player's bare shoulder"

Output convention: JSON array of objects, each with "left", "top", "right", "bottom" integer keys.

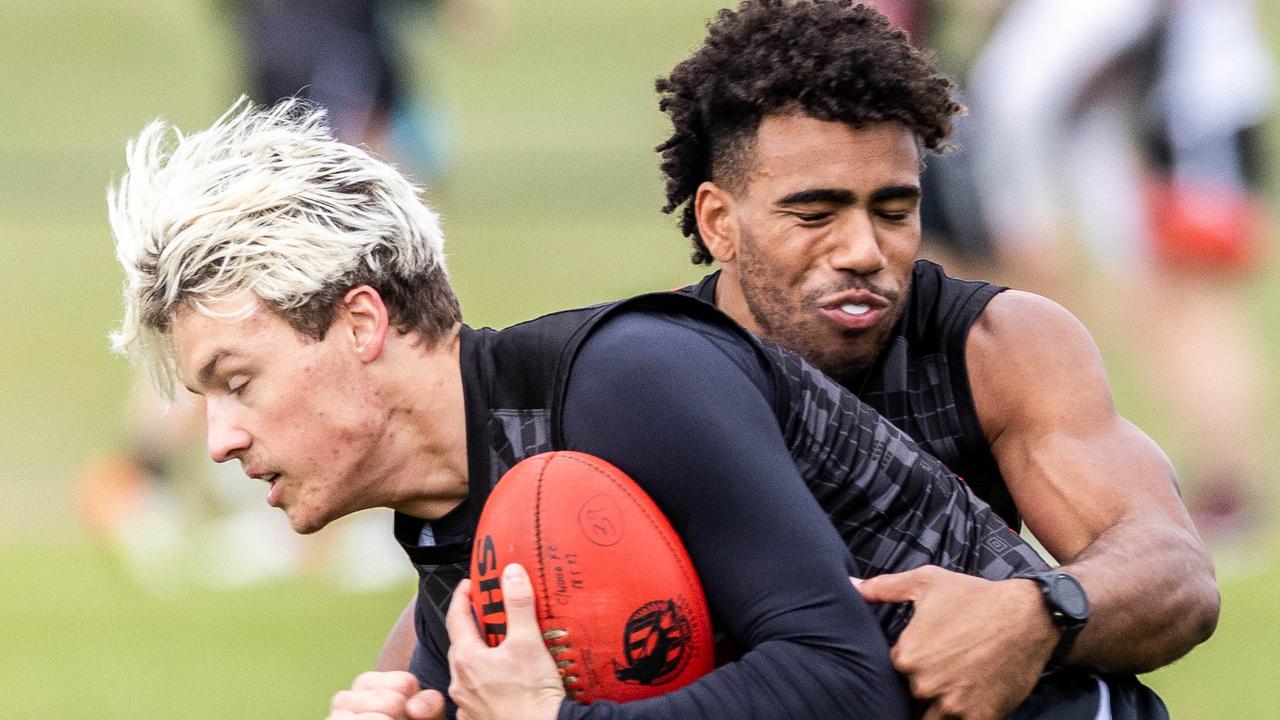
[{"left": 966, "top": 290, "right": 1116, "bottom": 443}]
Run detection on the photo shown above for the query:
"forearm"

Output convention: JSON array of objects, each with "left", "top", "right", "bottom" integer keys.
[
  {"left": 555, "top": 642, "right": 906, "bottom": 720},
  {"left": 1060, "top": 517, "right": 1218, "bottom": 673},
  {"left": 969, "top": 294, "right": 1220, "bottom": 673},
  {"left": 376, "top": 595, "right": 419, "bottom": 671}
]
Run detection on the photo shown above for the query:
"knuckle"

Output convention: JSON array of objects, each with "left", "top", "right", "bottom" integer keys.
[
  {"left": 387, "top": 670, "right": 419, "bottom": 695},
  {"left": 505, "top": 592, "right": 536, "bottom": 610},
  {"left": 935, "top": 695, "right": 965, "bottom": 717},
  {"left": 907, "top": 674, "right": 933, "bottom": 699},
  {"left": 330, "top": 690, "right": 352, "bottom": 709},
  {"left": 353, "top": 670, "right": 384, "bottom": 689},
  {"left": 371, "top": 687, "right": 403, "bottom": 707},
  {"left": 890, "top": 644, "right": 916, "bottom": 673}
]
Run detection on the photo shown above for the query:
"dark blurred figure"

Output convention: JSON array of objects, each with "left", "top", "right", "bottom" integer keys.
[{"left": 236, "top": 0, "right": 454, "bottom": 182}]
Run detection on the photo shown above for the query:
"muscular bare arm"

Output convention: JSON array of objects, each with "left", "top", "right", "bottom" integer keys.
[
  {"left": 970, "top": 290, "right": 1218, "bottom": 671},
  {"left": 858, "top": 290, "right": 1218, "bottom": 718}
]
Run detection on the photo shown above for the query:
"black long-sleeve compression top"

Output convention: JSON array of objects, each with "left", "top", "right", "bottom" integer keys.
[{"left": 552, "top": 309, "right": 911, "bottom": 720}]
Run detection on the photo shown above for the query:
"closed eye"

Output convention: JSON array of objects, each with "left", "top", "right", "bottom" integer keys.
[
  {"left": 792, "top": 211, "right": 833, "bottom": 224},
  {"left": 877, "top": 209, "right": 913, "bottom": 222}
]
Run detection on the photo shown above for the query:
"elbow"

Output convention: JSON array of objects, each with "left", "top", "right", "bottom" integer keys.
[
  {"left": 1145, "top": 575, "right": 1219, "bottom": 672},
  {"left": 842, "top": 665, "right": 912, "bottom": 720},
  {"left": 820, "top": 644, "right": 913, "bottom": 720},
  {"left": 1180, "top": 535, "right": 1222, "bottom": 651},
  {"left": 1144, "top": 544, "right": 1222, "bottom": 670},
  {"left": 1186, "top": 564, "right": 1221, "bottom": 648}
]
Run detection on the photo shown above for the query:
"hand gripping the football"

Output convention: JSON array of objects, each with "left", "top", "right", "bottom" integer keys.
[{"left": 446, "top": 563, "right": 566, "bottom": 720}]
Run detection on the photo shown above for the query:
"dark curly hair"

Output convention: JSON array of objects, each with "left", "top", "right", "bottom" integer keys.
[{"left": 657, "top": 0, "right": 964, "bottom": 264}]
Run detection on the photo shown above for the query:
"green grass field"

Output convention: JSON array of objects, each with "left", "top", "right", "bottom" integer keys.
[{"left": 1, "top": 1, "right": 1277, "bottom": 717}]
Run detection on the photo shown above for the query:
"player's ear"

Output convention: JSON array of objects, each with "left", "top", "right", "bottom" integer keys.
[
  {"left": 695, "top": 181, "right": 740, "bottom": 263},
  {"left": 340, "top": 285, "right": 390, "bottom": 363}
]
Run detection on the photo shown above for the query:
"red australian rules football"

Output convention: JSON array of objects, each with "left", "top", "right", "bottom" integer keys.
[{"left": 469, "top": 451, "right": 714, "bottom": 704}]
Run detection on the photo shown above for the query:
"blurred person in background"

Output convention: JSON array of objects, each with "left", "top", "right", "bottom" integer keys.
[
  {"left": 967, "top": 0, "right": 1275, "bottom": 553},
  {"left": 233, "top": 0, "right": 462, "bottom": 184}
]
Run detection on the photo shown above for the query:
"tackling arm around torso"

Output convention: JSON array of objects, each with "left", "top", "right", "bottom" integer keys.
[{"left": 969, "top": 290, "right": 1219, "bottom": 672}]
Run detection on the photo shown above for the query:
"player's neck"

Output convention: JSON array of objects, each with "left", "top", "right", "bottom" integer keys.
[
  {"left": 376, "top": 327, "right": 471, "bottom": 521},
  {"left": 713, "top": 264, "right": 765, "bottom": 336}
]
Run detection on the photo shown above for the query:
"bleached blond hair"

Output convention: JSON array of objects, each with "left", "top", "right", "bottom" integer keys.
[{"left": 108, "top": 98, "right": 460, "bottom": 395}]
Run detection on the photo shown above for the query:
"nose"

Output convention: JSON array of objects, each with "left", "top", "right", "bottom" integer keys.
[
  {"left": 205, "top": 397, "right": 251, "bottom": 463},
  {"left": 828, "top": 212, "right": 885, "bottom": 275}
]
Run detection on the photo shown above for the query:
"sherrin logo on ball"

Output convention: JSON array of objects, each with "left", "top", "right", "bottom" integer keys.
[{"left": 469, "top": 451, "right": 714, "bottom": 704}]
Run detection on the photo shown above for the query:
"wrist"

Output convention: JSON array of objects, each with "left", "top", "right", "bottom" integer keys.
[
  {"left": 1018, "top": 571, "right": 1091, "bottom": 670},
  {"left": 1011, "top": 578, "right": 1060, "bottom": 655}
]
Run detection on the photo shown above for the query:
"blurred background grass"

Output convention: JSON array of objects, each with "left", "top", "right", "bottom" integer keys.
[{"left": 0, "top": 1, "right": 1276, "bottom": 717}]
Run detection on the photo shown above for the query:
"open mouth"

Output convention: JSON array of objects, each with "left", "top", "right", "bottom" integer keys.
[{"left": 263, "top": 473, "right": 283, "bottom": 506}]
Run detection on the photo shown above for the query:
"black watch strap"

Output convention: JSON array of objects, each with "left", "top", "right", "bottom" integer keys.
[{"left": 1021, "top": 571, "right": 1090, "bottom": 669}]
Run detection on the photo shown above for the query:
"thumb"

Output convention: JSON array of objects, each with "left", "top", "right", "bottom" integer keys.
[
  {"left": 406, "top": 688, "right": 446, "bottom": 720},
  {"left": 854, "top": 568, "right": 929, "bottom": 604},
  {"left": 498, "top": 563, "right": 543, "bottom": 646},
  {"left": 444, "top": 578, "right": 485, "bottom": 650}
]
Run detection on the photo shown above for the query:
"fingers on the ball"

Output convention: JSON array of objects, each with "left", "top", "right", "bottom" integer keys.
[{"left": 353, "top": 670, "right": 421, "bottom": 695}]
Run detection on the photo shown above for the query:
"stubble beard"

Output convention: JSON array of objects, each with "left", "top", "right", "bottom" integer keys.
[{"left": 737, "top": 245, "right": 902, "bottom": 387}]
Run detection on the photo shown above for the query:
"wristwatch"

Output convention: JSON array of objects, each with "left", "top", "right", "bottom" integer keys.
[{"left": 1020, "top": 570, "right": 1090, "bottom": 669}]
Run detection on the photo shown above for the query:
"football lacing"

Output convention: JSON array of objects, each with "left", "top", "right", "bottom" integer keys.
[{"left": 543, "top": 628, "right": 583, "bottom": 699}]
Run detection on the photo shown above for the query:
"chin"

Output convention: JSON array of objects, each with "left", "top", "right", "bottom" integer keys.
[
  {"left": 809, "top": 342, "right": 877, "bottom": 383},
  {"left": 285, "top": 508, "right": 329, "bottom": 535}
]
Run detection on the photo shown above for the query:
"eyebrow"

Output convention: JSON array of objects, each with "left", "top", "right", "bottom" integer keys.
[
  {"left": 197, "top": 350, "right": 236, "bottom": 388},
  {"left": 777, "top": 188, "right": 857, "bottom": 206},
  {"left": 775, "top": 184, "right": 922, "bottom": 208},
  {"left": 869, "top": 185, "right": 922, "bottom": 203}
]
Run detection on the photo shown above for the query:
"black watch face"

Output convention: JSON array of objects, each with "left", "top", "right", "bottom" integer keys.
[{"left": 1050, "top": 574, "right": 1090, "bottom": 619}]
